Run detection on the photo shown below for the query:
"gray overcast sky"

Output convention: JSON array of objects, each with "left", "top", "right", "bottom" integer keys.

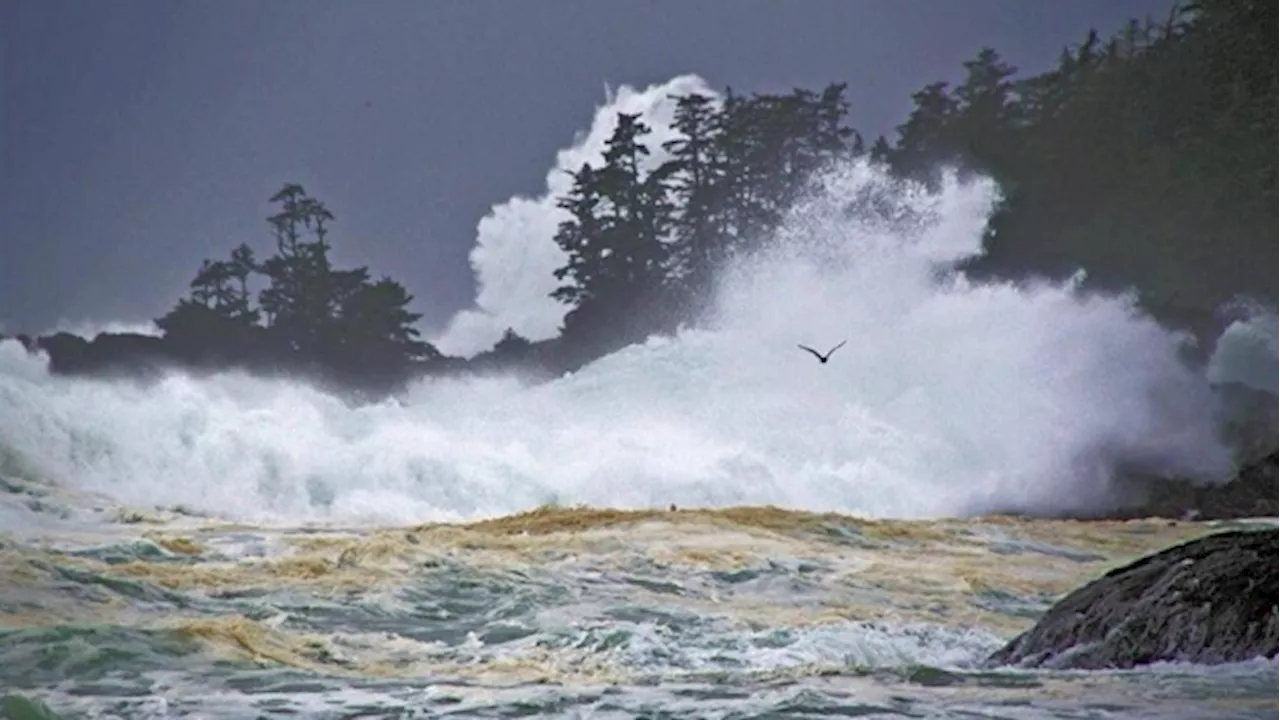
[{"left": 2, "top": 0, "right": 1176, "bottom": 338}]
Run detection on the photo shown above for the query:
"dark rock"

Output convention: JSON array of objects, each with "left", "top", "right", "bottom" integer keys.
[
  {"left": 1212, "top": 382, "right": 1279, "bottom": 461},
  {"left": 1098, "top": 449, "right": 1278, "bottom": 522},
  {"left": 36, "top": 331, "right": 171, "bottom": 378},
  {"left": 3, "top": 324, "right": 574, "bottom": 399},
  {"left": 985, "top": 529, "right": 1278, "bottom": 670}
]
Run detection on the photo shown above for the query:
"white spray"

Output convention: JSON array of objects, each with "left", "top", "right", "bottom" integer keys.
[
  {"left": 435, "top": 74, "right": 718, "bottom": 357},
  {"left": 0, "top": 154, "right": 1234, "bottom": 526}
]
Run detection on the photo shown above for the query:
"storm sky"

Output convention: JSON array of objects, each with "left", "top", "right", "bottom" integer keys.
[{"left": 1, "top": 0, "right": 1176, "bottom": 342}]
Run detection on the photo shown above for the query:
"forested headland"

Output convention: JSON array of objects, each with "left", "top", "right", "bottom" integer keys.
[{"left": 6, "top": 0, "right": 1274, "bottom": 398}]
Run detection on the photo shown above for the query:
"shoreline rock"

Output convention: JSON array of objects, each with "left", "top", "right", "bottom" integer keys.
[
  {"left": 1107, "top": 450, "right": 1278, "bottom": 522},
  {"left": 984, "top": 528, "right": 1278, "bottom": 670}
]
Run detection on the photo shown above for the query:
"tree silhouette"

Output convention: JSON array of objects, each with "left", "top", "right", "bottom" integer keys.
[
  {"left": 552, "top": 113, "right": 673, "bottom": 335},
  {"left": 153, "top": 1, "right": 1273, "bottom": 383},
  {"left": 660, "top": 92, "right": 725, "bottom": 294},
  {"left": 158, "top": 183, "right": 437, "bottom": 384},
  {"left": 257, "top": 184, "right": 341, "bottom": 350},
  {"left": 335, "top": 276, "right": 435, "bottom": 361},
  {"left": 949, "top": 1, "right": 1277, "bottom": 321},
  {"left": 551, "top": 163, "right": 607, "bottom": 309}
]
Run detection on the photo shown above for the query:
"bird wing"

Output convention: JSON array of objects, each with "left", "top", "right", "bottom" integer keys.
[
  {"left": 825, "top": 340, "right": 848, "bottom": 357},
  {"left": 797, "top": 344, "right": 823, "bottom": 360}
]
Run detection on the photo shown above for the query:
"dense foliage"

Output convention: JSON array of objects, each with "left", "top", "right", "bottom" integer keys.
[
  {"left": 154, "top": 0, "right": 1274, "bottom": 380},
  {"left": 949, "top": 0, "right": 1276, "bottom": 324},
  {"left": 547, "top": 0, "right": 1275, "bottom": 355},
  {"left": 157, "top": 184, "right": 436, "bottom": 384}
]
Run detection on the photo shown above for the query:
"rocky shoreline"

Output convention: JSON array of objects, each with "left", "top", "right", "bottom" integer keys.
[
  {"left": 985, "top": 527, "right": 1278, "bottom": 670},
  {"left": 1110, "top": 450, "right": 1278, "bottom": 522},
  {"left": 983, "top": 448, "right": 1278, "bottom": 671},
  {"left": 2, "top": 330, "right": 1277, "bottom": 681}
]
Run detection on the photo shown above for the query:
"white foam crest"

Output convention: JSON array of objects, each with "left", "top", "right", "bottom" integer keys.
[
  {"left": 434, "top": 74, "right": 719, "bottom": 358},
  {"left": 592, "top": 619, "right": 1003, "bottom": 673},
  {"left": 695, "top": 163, "right": 1234, "bottom": 512},
  {"left": 0, "top": 160, "right": 1234, "bottom": 525}
]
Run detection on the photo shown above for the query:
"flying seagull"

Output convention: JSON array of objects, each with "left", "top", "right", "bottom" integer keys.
[{"left": 798, "top": 340, "right": 847, "bottom": 364}]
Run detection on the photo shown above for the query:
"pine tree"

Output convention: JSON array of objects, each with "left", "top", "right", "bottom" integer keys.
[
  {"left": 949, "top": 47, "right": 1019, "bottom": 176},
  {"left": 890, "top": 81, "right": 959, "bottom": 177},
  {"left": 551, "top": 113, "right": 673, "bottom": 317},
  {"left": 159, "top": 183, "right": 437, "bottom": 378},
  {"left": 336, "top": 276, "right": 435, "bottom": 362},
  {"left": 551, "top": 163, "right": 607, "bottom": 308},
  {"left": 256, "top": 184, "right": 345, "bottom": 351},
  {"left": 660, "top": 92, "right": 725, "bottom": 291}
]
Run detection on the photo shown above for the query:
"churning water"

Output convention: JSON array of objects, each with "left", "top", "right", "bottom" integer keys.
[{"left": 0, "top": 151, "right": 1273, "bottom": 717}]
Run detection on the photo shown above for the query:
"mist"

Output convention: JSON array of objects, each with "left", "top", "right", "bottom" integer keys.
[
  {"left": 434, "top": 75, "right": 718, "bottom": 358},
  {"left": 0, "top": 157, "right": 1236, "bottom": 527}
]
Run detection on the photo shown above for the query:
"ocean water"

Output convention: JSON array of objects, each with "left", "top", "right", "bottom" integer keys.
[{"left": 1, "top": 161, "right": 1275, "bottom": 718}]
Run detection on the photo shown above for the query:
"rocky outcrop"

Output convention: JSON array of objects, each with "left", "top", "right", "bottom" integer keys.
[
  {"left": 985, "top": 529, "right": 1278, "bottom": 670},
  {"left": 34, "top": 332, "right": 171, "bottom": 377},
  {"left": 1103, "top": 449, "right": 1278, "bottom": 522},
  {"left": 0, "top": 328, "right": 563, "bottom": 394}
]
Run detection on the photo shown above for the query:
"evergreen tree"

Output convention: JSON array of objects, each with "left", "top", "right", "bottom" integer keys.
[
  {"left": 227, "top": 243, "right": 258, "bottom": 317},
  {"left": 550, "top": 163, "right": 607, "bottom": 308},
  {"left": 938, "top": 1, "right": 1277, "bottom": 324},
  {"left": 257, "top": 184, "right": 340, "bottom": 349},
  {"left": 159, "top": 183, "right": 438, "bottom": 379},
  {"left": 890, "top": 81, "right": 959, "bottom": 177},
  {"left": 595, "top": 112, "right": 672, "bottom": 297},
  {"left": 659, "top": 92, "right": 725, "bottom": 291},
  {"left": 551, "top": 113, "right": 673, "bottom": 324},
  {"left": 707, "top": 88, "right": 780, "bottom": 250},
  {"left": 699, "top": 84, "right": 855, "bottom": 257},
  {"left": 948, "top": 47, "right": 1020, "bottom": 177},
  {"left": 548, "top": 84, "right": 858, "bottom": 340},
  {"left": 539, "top": 0, "right": 1274, "bottom": 359},
  {"left": 336, "top": 275, "right": 434, "bottom": 362},
  {"left": 155, "top": 243, "right": 260, "bottom": 344}
]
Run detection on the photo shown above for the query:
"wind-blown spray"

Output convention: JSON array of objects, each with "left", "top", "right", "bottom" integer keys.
[
  {"left": 434, "top": 75, "right": 718, "bottom": 357},
  {"left": 0, "top": 156, "right": 1233, "bottom": 526}
]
